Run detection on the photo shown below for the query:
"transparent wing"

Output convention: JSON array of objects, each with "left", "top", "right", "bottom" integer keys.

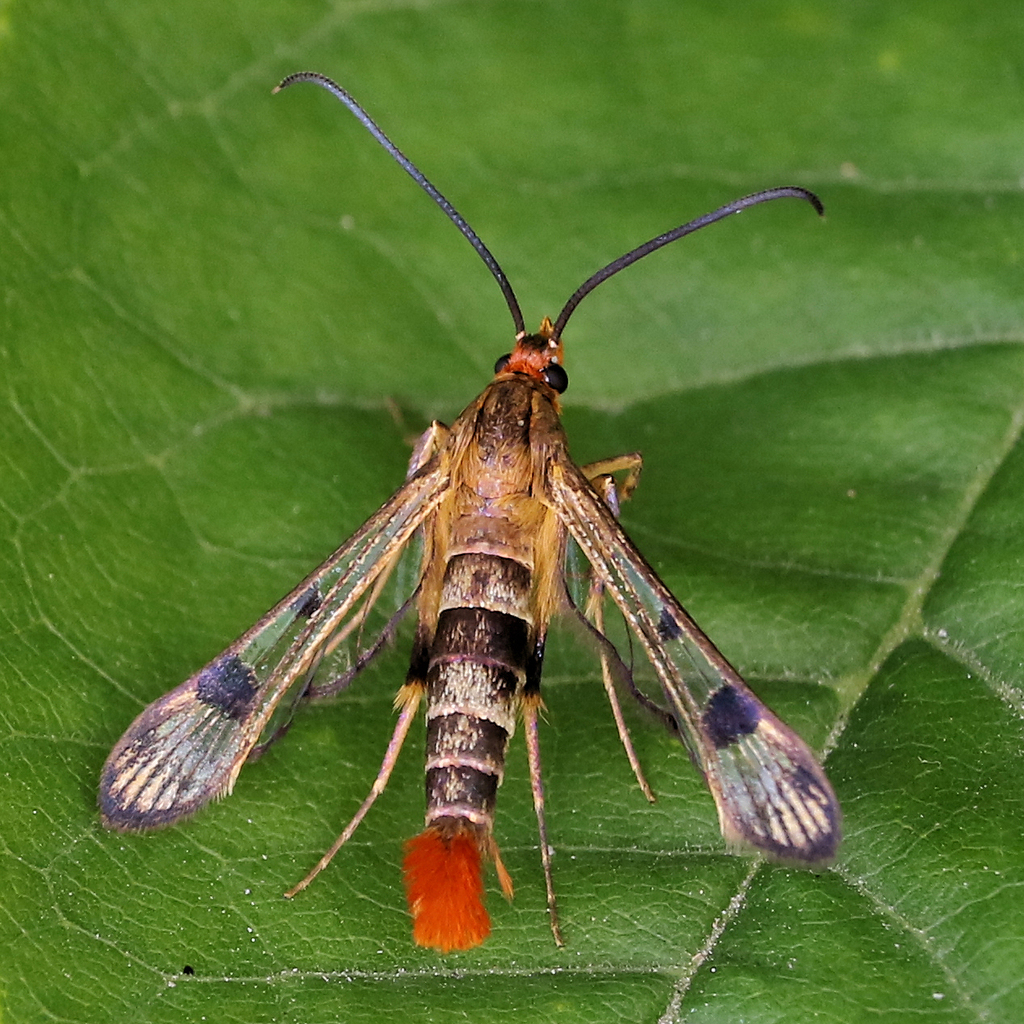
[
  {"left": 548, "top": 456, "right": 840, "bottom": 863},
  {"left": 99, "top": 461, "right": 449, "bottom": 831}
]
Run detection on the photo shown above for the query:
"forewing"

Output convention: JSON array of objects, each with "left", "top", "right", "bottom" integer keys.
[
  {"left": 99, "top": 462, "right": 448, "bottom": 831},
  {"left": 548, "top": 457, "right": 840, "bottom": 864}
]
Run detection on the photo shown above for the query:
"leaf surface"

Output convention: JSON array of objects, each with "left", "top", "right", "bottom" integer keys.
[{"left": 2, "top": 2, "right": 1023, "bottom": 1021}]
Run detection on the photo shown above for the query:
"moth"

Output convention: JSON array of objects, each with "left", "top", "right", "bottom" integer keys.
[{"left": 100, "top": 72, "right": 840, "bottom": 953}]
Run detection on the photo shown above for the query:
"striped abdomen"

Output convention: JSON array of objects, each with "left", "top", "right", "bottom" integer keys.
[
  {"left": 425, "top": 550, "right": 531, "bottom": 832},
  {"left": 403, "top": 549, "right": 535, "bottom": 952}
]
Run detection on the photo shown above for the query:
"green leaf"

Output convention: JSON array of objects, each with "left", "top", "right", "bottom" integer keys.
[{"left": 3, "top": 1, "right": 1023, "bottom": 1021}]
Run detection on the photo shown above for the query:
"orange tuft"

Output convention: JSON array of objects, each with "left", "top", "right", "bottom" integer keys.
[{"left": 403, "top": 826, "right": 490, "bottom": 953}]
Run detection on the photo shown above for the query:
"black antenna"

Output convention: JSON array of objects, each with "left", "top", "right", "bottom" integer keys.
[
  {"left": 275, "top": 72, "right": 526, "bottom": 336},
  {"left": 552, "top": 187, "right": 823, "bottom": 338},
  {"left": 276, "top": 74, "right": 822, "bottom": 345}
]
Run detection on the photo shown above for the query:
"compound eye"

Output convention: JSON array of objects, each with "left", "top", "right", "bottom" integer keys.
[
  {"left": 542, "top": 363, "right": 569, "bottom": 393},
  {"left": 494, "top": 353, "right": 511, "bottom": 373}
]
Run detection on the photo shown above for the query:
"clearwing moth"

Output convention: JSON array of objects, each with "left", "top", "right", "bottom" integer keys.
[{"left": 99, "top": 72, "right": 840, "bottom": 953}]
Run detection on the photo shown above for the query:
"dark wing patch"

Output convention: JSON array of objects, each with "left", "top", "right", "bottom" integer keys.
[
  {"left": 703, "top": 684, "right": 761, "bottom": 748},
  {"left": 657, "top": 606, "right": 683, "bottom": 641},
  {"left": 196, "top": 655, "right": 258, "bottom": 720},
  {"left": 293, "top": 584, "right": 323, "bottom": 619}
]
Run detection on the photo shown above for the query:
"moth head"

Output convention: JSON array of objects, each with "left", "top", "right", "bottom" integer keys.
[{"left": 492, "top": 317, "right": 568, "bottom": 394}]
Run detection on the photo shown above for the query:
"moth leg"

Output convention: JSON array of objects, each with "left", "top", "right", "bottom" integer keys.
[
  {"left": 305, "top": 585, "right": 419, "bottom": 701},
  {"left": 303, "top": 543, "right": 419, "bottom": 702},
  {"left": 285, "top": 683, "right": 423, "bottom": 898},
  {"left": 246, "top": 719, "right": 297, "bottom": 762},
  {"left": 580, "top": 451, "right": 643, "bottom": 503},
  {"left": 584, "top": 468, "right": 656, "bottom": 803},
  {"left": 522, "top": 691, "right": 565, "bottom": 947}
]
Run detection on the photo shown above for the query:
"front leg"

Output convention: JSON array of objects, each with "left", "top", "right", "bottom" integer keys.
[{"left": 580, "top": 451, "right": 643, "bottom": 506}]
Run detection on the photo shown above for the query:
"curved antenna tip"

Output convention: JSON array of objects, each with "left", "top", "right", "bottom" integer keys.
[
  {"left": 801, "top": 188, "right": 825, "bottom": 217},
  {"left": 552, "top": 185, "right": 824, "bottom": 338}
]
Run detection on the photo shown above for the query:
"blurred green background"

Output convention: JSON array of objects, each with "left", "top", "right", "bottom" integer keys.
[{"left": 2, "top": 1, "right": 1023, "bottom": 1021}]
